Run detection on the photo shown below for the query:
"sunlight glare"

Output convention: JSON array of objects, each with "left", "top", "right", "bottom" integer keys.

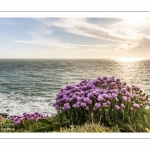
[
  {"left": 116, "top": 58, "right": 141, "bottom": 62},
  {"left": 123, "top": 17, "right": 145, "bottom": 25}
]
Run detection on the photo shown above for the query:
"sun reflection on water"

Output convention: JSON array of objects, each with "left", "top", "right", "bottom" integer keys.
[
  {"left": 113, "top": 59, "right": 148, "bottom": 93},
  {"left": 115, "top": 58, "right": 142, "bottom": 62}
]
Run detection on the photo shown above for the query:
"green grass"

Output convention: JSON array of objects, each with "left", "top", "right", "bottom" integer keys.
[
  {"left": 0, "top": 120, "right": 15, "bottom": 132},
  {"left": 118, "top": 108, "right": 150, "bottom": 132},
  {"left": 60, "top": 123, "right": 120, "bottom": 132},
  {"left": 1, "top": 108, "right": 150, "bottom": 132}
]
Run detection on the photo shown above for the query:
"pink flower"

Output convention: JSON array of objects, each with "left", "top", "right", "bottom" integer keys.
[
  {"left": 103, "top": 103, "right": 107, "bottom": 107},
  {"left": 106, "top": 101, "right": 111, "bottom": 105},
  {"left": 133, "top": 103, "right": 140, "bottom": 109},
  {"left": 86, "top": 106, "right": 89, "bottom": 110},
  {"left": 147, "top": 101, "right": 150, "bottom": 106},
  {"left": 130, "top": 107, "right": 133, "bottom": 111},
  {"left": 122, "top": 96, "right": 127, "bottom": 101},
  {"left": 115, "top": 105, "right": 120, "bottom": 110},
  {"left": 121, "top": 104, "right": 125, "bottom": 109},
  {"left": 95, "top": 103, "right": 101, "bottom": 108},
  {"left": 121, "top": 88, "right": 126, "bottom": 93},
  {"left": 102, "top": 94, "right": 108, "bottom": 99},
  {"left": 112, "top": 93, "right": 117, "bottom": 98},
  {"left": 81, "top": 102, "right": 87, "bottom": 107},
  {"left": 97, "top": 95, "right": 104, "bottom": 101}
]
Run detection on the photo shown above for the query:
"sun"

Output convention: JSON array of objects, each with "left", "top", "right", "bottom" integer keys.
[
  {"left": 123, "top": 17, "right": 145, "bottom": 25},
  {"left": 115, "top": 58, "right": 141, "bottom": 62}
]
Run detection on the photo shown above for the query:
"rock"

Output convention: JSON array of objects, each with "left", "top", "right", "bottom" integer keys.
[
  {"left": 147, "top": 94, "right": 150, "bottom": 99},
  {"left": 0, "top": 113, "right": 9, "bottom": 118},
  {"left": 8, "top": 115, "right": 17, "bottom": 120},
  {"left": 0, "top": 115, "right": 6, "bottom": 123}
]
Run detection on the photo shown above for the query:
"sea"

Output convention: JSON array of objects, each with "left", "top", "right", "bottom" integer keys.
[{"left": 0, "top": 59, "right": 150, "bottom": 116}]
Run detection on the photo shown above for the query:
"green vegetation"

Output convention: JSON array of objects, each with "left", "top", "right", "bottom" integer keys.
[
  {"left": 1, "top": 109, "right": 150, "bottom": 132},
  {"left": 1, "top": 76, "right": 150, "bottom": 132}
]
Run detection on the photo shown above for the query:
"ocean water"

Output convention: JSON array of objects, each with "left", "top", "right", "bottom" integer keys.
[{"left": 0, "top": 59, "right": 150, "bottom": 116}]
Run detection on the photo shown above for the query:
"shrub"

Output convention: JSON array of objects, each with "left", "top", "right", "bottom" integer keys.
[
  {"left": 11, "top": 112, "right": 50, "bottom": 131},
  {"left": 53, "top": 76, "right": 150, "bottom": 126},
  {"left": 11, "top": 112, "right": 70, "bottom": 132}
]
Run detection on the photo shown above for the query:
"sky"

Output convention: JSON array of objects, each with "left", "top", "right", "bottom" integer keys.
[{"left": 0, "top": 17, "right": 150, "bottom": 59}]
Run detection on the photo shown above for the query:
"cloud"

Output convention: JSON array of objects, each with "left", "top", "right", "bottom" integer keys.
[
  {"left": 27, "top": 24, "right": 53, "bottom": 39},
  {"left": 107, "top": 36, "right": 150, "bottom": 58},
  {"left": 13, "top": 39, "right": 107, "bottom": 50},
  {"left": 128, "top": 36, "right": 150, "bottom": 58},
  {"left": 13, "top": 38, "right": 61, "bottom": 47},
  {"left": 11, "top": 18, "right": 150, "bottom": 58},
  {"left": 87, "top": 18, "right": 123, "bottom": 27},
  {"left": 46, "top": 18, "right": 150, "bottom": 44},
  {"left": 108, "top": 17, "right": 150, "bottom": 40},
  {"left": 37, "top": 18, "right": 127, "bottom": 42}
]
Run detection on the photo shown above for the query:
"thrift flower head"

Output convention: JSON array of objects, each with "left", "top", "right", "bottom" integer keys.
[
  {"left": 116, "top": 78, "right": 120, "bottom": 82},
  {"left": 84, "top": 98, "right": 90, "bottom": 102},
  {"left": 106, "top": 101, "right": 111, "bottom": 105},
  {"left": 12, "top": 112, "right": 49, "bottom": 126},
  {"left": 112, "top": 93, "right": 117, "bottom": 98},
  {"left": 113, "top": 89, "right": 118, "bottom": 94},
  {"left": 115, "top": 105, "right": 120, "bottom": 110},
  {"left": 133, "top": 103, "right": 140, "bottom": 109},
  {"left": 123, "top": 96, "right": 127, "bottom": 101},
  {"left": 81, "top": 102, "right": 87, "bottom": 107},
  {"left": 133, "top": 94, "right": 138, "bottom": 98},
  {"left": 102, "top": 94, "right": 108, "bottom": 99},
  {"left": 86, "top": 106, "right": 89, "bottom": 110},
  {"left": 95, "top": 103, "right": 101, "bottom": 108},
  {"left": 97, "top": 95, "right": 104, "bottom": 101},
  {"left": 103, "top": 103, "right": 107, "bottom": 107},
  {"left": 121, "top": 104, "right": 125, "bottom": 109},
  {"left": 130, "top": 107, "right": 133, "bottom": 111},
  {"left": 121, "top": 88, "right": 126, "bottom": 93}
]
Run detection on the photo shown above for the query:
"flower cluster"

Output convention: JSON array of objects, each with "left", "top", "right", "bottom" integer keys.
[
  {"left": 53, "top": 76, "right": 149, "bottom": 112},
  {"left": 11, "top": 112, "right": 49, "bottom": 126}
]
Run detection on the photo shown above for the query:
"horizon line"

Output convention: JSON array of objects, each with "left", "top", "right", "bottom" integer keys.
[{"left": 0, "top": 58, "right": 149, "bottom": 60}]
